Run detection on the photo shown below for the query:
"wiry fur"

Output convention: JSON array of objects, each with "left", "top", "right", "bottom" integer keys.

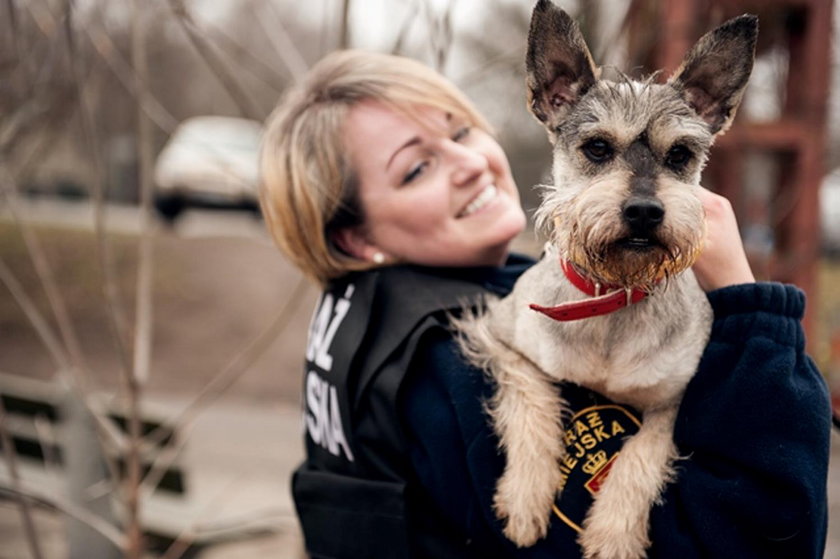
[{"left": 455, "top": 3, "right": 757, "bottom": 558}]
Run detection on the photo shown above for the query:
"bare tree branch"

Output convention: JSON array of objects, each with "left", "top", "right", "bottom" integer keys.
[
  {"left": 390, "top": 1, "right": 421, "bottom": 56},
  {"left": 120, "top": 4, "right": 153, "bottom": 557},
  {"left": 31, "top": 0, "right": 137, "bottom": 383},
  {"left": 258, "top": 0, "right": 310, "bottom": 83},
  {"left": 83, "top": 25, "right": 180, "bottom": 134},
  {"left": 339, "top": 0, "right": 351, "bottom": 49},
  {"left": 143, "top": 275, "right": 310, "bottom": 458},
  {"left": 166, "top": 0, "right": 263, "bottom": 120},
  {"left": 131, "top": 9, "right": 155, "bottom": 389},
  {"left": 0, "top": 483, "right": 126, "bottom": 550},
  {"left": 0, "top": 164, "right": 90, "bottom": 375},
  {"left": 201, "top": 15, "right": 288, "bottom": 91},
  {"left": 0, "top": 251, "right": 72, "bottom": 372}
]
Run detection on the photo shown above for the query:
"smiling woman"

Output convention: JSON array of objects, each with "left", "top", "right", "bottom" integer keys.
[{"left": 257, "top": 47, "right": 829, "bottom": 559}]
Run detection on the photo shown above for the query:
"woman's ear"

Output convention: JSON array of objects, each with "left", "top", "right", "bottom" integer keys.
[{"left": 332, "top": 227, "right": 384, "bottom": 262}]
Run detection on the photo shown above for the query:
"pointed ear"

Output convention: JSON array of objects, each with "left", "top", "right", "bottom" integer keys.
[
  {"left": 668, "top": 14, "right": 758, "bottom": 135},
  {"left": 525, "top": 0, "right": 598, "bottom": 132}
]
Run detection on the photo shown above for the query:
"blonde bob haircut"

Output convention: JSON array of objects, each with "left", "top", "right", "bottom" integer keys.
[{"left": 260, "top": 49, "right": 493, "bottom": 285}]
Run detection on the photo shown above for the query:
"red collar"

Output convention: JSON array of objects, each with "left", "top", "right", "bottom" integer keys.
[{"left": 529, "top": 258, "right": 650, "bottom": 322}]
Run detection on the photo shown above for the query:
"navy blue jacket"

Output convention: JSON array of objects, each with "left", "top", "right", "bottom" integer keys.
[{"left": 402, "top": 257, "right": 830, "bottom": 558}]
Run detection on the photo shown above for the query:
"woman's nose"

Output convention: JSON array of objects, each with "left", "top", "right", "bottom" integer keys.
[{"left": 447, "top": 142, "right": 488, "bottom": 187}]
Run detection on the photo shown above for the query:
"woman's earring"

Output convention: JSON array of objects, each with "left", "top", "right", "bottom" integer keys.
[{"left": 372, "top": 252, "right": 386, "bottom": 265}]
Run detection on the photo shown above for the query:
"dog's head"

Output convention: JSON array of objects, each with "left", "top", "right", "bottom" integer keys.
[{"left": 527, "top": 0, "right": 757, "bottom": 289}]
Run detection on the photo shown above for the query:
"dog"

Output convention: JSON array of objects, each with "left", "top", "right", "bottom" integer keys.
[{"left": 456, "top": 2, "right": 757, "bottom": 558}]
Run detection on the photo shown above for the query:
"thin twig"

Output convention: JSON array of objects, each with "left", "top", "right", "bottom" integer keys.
[
  {"left": 0, "top": 253, "right": 71, "bottom": 371},
  {"left": 121, "top": 4, "right": 151, "bottom": 557},
  {"left": 0, "top": 184, "right": 126, "bottom": 460},
  {"left": 16, "top": 1, "right": 131, "bottom": 465},
  {"left": 436, "top": 0, "right": 459, "bottom": 72},
  {"left": 143, "top": 275, "right": 310, "bottom": 471},
  {"left": 201, "top": 16, "right": 288, "bottom": 91},
  {"left": 339, "top": 0, "right": 351, "bottom": 49},
  {"left": 0, "top": 163, "right": 90, "bottom": 375},
  {"left": 54, "top": 0, "right": 136, "bottom": 381},
  {"left": 159, "top": 474, "right": 246, "bottom": 559},
  {"left": 81, "top": 21, "right": 181, "bottom": 134},
  {"left": 0, "top": 483, "right": 126, "bottom": 550},
  {"left": 259, "top": 1, "right": 309, "bottom": 83},
  {"left": 453, "top": 45, "right": 525, "bottom": 87},
  {"left": 390, "top": 1, "right": 421, "bottom": 55},
  {"left": 0, "top": 395, "right": 45, "bottom": 559},
  {"left": 166, "top": 0, "right": 263, "bottom": 120},
  {"left": 131, "top": 7, "right": 155, "bottom": 388}
]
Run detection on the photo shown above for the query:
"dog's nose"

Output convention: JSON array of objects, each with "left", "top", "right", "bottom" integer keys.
[{"left": 622, "top": 197, "right": 665, "bottom": 233}]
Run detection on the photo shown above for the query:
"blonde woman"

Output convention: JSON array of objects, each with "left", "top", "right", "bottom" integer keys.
[{"left": 260, "top": 50, "right": 829, "bottom": 559}]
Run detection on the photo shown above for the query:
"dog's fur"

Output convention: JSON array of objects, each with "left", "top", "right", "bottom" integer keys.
[{"left": 456, "top": 2, "right": 757, "bottom": 558}]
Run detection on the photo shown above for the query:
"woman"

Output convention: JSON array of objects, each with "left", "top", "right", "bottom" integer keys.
[{"left": 259, "top": 50, "right": 830, "bottom": 559}]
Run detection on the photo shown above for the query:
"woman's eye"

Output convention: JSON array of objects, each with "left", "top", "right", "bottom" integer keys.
[
  {"left": 402, "top": 161, "right": 429, "bottom": 185},
  {"left": 581, "top": 139, "right": 614, "bottom": 163},
  {"left": 452, "top": 126, "right": 471, "bottom": 142},
  {"left": 665, "top": 144, "right": 692, "bottom": 169}
]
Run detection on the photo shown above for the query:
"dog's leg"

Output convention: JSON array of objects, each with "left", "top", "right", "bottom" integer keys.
[
  {"left": 578, "top": 405, "right": 679, "bottom": 559},
  {"left": 487, "top": 350, "right": 567, "bottom": 546}
]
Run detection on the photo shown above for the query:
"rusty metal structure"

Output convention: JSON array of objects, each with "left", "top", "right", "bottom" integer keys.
[{"left": 627, "top": 0, "right": 833, "bottom": 338}]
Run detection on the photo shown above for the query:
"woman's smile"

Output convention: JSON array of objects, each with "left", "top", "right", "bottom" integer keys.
[{"left": 457, "top": 184, "right": 498, "bottom": 218}]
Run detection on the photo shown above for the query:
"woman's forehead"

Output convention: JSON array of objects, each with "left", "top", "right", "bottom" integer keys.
[{"left": 344, "top": 101, "right": 459, "bottom": 165}]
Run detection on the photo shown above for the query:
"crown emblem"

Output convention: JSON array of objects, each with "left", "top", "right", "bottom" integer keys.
[{"left": 582, "top": 450, "right": 608, "bottom": 475}]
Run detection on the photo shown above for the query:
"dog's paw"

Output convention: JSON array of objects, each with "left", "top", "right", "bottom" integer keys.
[
  {"left": 578, "top": 498, "right": 650, "bottom": 559},
  {"left": 493, "top": 468, "right": 557, "bottom": 546}
]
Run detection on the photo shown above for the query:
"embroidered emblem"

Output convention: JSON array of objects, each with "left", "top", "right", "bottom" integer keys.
[
  {"left": 583, "top": 452, "right": 618, "bottom": 495},
  {"left": 552, "top": 404, "right": 641, "bottom": 533}
]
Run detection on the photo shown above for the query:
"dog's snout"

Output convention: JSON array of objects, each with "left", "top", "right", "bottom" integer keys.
[{"left": 623, "top": 198, "right": 665, "bottom": 233}]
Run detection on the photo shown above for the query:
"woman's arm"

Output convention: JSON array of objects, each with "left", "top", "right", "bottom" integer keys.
[
  {"left": 649, "top": 282, "right": 831, "bottom": 558},
  {"left": 653, "top": 189, "right": 830, "bottom": 557}
]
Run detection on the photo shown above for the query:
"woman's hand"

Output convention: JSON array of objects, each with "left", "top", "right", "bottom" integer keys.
[{"left": 692, "top": 187, "right": 756, "bottom": 291}]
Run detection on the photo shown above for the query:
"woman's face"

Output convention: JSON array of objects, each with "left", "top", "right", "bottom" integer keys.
[{"left": 341, "top": 100, "right": 526, "bottom": 268}]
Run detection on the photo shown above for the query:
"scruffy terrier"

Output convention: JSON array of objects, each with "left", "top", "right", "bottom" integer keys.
[{"left": 457, "top": 2, "right": 757, "bottom": 558}]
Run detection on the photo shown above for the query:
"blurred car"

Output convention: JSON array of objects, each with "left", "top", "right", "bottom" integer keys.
[{"left": 154, "top": 116, "right": 263, "bottom": 222}]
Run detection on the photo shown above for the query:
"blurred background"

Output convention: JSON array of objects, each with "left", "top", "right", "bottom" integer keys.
[{"left": 2, "top": 0, "right": 840, "bottom": 557}]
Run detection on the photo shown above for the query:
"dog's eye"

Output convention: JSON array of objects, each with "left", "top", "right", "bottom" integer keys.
[
  {"left": 666, "top": 145, "right": 692, "bottom": 169},
  {"left": 581, "top": 139, "right": 614, "bottom": 163}
]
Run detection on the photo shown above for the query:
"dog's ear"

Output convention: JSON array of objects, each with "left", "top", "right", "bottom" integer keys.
[
  {"left": 526, "top": 0, "right": 598, "bottom": 131},
  {"left": 669, "top": 14, "right": 758, "bottom": 135}
]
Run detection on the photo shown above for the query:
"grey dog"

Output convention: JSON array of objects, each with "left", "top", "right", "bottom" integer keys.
[{"left": 456, "top": 2, "right": 757, "bottom": 558}]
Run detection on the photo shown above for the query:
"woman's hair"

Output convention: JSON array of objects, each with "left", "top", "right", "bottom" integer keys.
[{"left": 259, "top": 49, "right": 493, "bottom": 284}]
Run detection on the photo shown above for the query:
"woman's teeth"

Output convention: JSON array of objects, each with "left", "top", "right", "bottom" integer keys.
[{"left": 459, "top": 185, "right": 497, "bottom": 217}]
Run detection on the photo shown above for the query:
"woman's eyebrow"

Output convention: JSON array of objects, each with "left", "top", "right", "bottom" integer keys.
[{"left": 386, "top": 137, "right": 421, "bottom": 170}]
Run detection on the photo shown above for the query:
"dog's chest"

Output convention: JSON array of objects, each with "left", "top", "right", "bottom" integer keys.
[{"left": 503, "top": 259, "right": 711, "bottom": 406}]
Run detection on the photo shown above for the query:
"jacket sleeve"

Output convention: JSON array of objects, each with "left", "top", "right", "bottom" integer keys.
[{"left": 649, "top": 282, "right": 831, "bottom": 558}]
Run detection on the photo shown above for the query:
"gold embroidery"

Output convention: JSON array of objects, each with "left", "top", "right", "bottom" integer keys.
[{"left": 552, "top": 405, "right": 642, "bottom": 533}]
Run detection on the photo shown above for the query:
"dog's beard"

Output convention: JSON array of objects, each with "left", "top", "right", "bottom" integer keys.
[{"left": 560, "top": 218, "right": 705, "bottom": 290}]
